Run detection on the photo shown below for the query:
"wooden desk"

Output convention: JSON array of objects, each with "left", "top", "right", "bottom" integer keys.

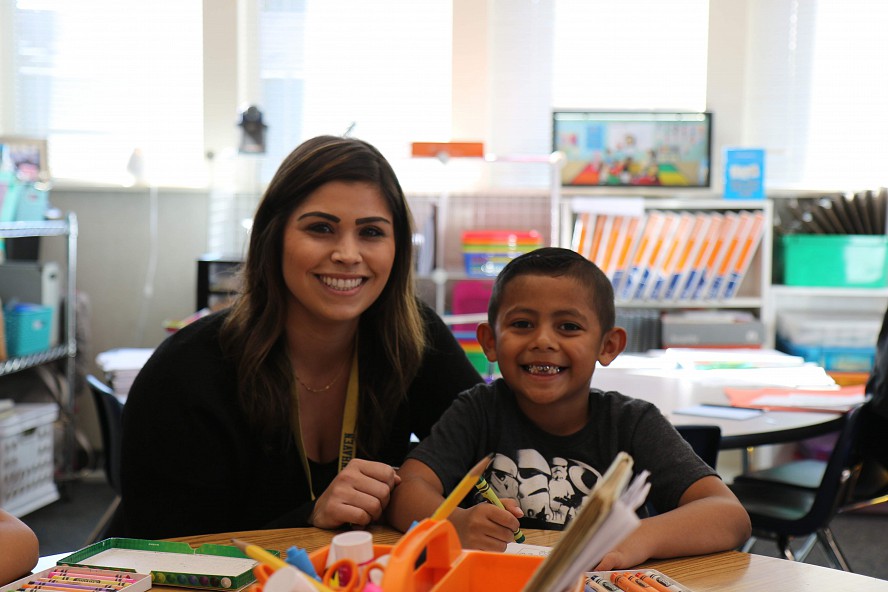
[
  {"left": 591, "top": 367, "right": 845, "bottom": 449},
  {"left": 164, "top": 527, "right": 888, "bottom": 591}
]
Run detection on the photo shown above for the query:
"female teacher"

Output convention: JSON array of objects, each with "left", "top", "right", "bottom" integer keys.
[{"left": 109, "top": 135, "right": 483, "bottom": 539}]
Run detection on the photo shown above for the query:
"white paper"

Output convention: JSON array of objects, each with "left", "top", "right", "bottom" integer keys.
[{"left": 673, "top": 404, "right": 764, "bottom": 420}]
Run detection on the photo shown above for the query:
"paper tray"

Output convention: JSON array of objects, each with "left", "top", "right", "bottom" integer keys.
[{"left": 58, "top": 538, "right": 271, "bottom": 590}]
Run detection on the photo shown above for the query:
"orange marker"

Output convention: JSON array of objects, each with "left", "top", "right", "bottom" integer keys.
[
  {"left": 633, "top": 572, "right": 672, "bottom": 592},
  {"left": 610, "top": 572, "right": 648, "bottom": 592}
]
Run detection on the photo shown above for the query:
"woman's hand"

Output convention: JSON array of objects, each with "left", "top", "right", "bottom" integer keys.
[{"left": 308, "top": 459, "right": 401, "bottom": 529}]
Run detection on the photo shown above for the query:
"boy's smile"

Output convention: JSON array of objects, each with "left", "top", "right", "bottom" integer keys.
[{"left": 477, "top": 274, "right": 624, "bottom": 435}]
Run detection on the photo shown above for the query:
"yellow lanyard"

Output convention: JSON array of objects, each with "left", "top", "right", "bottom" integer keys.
[{"left": 292, "top": 351, "right": 360, "bottom": 500}]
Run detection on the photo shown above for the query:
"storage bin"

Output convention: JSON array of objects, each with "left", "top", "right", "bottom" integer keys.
[
  {"left": 0, "top": 403, "right": 59, "bottom": 516},
  {"left": 777, "top": 336, "right": 876, "bottom": 373},
  {"left": 4, "top": 303, "right": 53, "bottom": 357},
  {"left": 780, "top": 234, "right": 888, "bottom": 288}
]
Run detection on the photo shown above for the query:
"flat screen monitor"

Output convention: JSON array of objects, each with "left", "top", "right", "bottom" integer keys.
[{"left": 553, "top": 111, "right": 712, "bottom": 188}]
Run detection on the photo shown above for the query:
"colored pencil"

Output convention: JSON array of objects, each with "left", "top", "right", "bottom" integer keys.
[{"left": 431, "top": 453, "right": 494, "bottom": 521}]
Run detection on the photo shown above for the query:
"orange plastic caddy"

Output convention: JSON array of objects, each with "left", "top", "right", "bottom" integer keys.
[{"left": 309, "top": 519, "right": 545, "bottom": 592}]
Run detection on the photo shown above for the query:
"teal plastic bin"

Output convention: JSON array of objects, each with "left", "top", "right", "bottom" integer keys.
[
  {"left": 4, "top": 303, "right": 53, "bottom": 357},
  {"left": 780, "top": 234, "right": 888, "bottom": 288}
]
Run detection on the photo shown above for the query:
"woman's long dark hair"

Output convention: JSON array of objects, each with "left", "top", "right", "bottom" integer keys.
[{"left": 220, "top": 135, "right": 425, "bottom": 457}]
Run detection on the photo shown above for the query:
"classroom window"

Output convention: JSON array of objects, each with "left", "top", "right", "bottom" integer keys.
[
  {"left": 744, "top": 0, "right": 888, "bottom": 189},
  {"left": 1, "top": 0, "right": 205, "bottom": 187},
  {"left": 242, "top": 0, "right": 453, "bottom": 187},
  {"left": 552, "top": 0, "right": 710, "bottom": 112}
]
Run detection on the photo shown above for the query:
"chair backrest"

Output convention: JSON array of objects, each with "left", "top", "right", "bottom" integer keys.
[
  {"left": 675, "top": 424, "right": 721, "bottom": 470},
  {"left": 804, "top": 403, "right": 865, "bottom": 526},
  {"left": 87, "top": 373, "right": 124, "bottom": 494}
]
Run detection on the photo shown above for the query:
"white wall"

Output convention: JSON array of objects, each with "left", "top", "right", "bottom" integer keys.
[{"left": 42, "top": 188, "right": 209, "bottom": 373}]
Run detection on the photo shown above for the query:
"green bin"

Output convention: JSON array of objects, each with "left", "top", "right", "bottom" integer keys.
[{"left": 781, "top": 234, "right": 888, "bottom": 288}]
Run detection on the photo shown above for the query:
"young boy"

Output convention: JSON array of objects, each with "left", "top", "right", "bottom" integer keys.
[{"left": 386, "top": 247, "right": 750, "bottom": 570}]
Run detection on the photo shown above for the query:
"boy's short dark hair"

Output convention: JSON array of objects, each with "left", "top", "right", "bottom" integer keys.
[{"left": 487, "top": 247, "right": 616, "bottom": 331}]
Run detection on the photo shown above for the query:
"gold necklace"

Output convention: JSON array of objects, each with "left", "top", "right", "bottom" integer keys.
[{"left": 295, "top": 358, "right": 349, "bottom": 393}]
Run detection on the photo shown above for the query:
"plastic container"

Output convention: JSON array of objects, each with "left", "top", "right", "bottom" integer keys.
[
  {"left": 309, "top": 520, "right": 545, "bottom": 592},
  {"left": 4, "top": 303, "right": 53, "bottom": 356},
  {"left": 461, "top": 230, "right": 543, "bottom": 277},
  {"left": 777, "top": 336, "right": 876, "bottom": 373},
  {"left": 780, "top": 234, "right": 888, "bottom": 288},
  {"left": 776, "top": 311, "right": 882, "bottom": 348},
  {"left": 0, "top": 403, "right": 59, "bottom": 516}
]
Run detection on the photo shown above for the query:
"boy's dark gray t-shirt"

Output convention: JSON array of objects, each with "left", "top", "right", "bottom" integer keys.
[{"left": 408, "top": 378, "right": 716, "bottom": 530}]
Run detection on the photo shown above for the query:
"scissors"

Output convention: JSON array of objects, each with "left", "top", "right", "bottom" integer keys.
[{"left": 322, "top": 559, "right": 386, "bottom": 591}]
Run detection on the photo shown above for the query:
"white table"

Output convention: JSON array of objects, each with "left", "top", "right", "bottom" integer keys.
[{"left": 590, "top": 366, "right": 845, "bottom": 449}]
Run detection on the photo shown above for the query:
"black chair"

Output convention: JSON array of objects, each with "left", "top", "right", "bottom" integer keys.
[
  {"left": 675, "top": 424, "right": 722, "bottom": 470},
  {"left": 646, "top": 424, "right": 721, "bottom": 517},
  {"left": 85, "top": 373, "right": 124, "bottom": 544},
  {"left": 732, "top": 403, "right": 888, "bottom": 515},
  {"left": 728, "top": 404, "right": 865, "bottom": 571}
]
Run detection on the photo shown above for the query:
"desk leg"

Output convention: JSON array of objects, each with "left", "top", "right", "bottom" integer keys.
[{"left": 742, "top": 446, "right": 755, "bottom": 472}]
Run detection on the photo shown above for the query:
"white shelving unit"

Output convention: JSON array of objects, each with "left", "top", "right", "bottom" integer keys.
[
  {"left": 0, "top": 214, "right": 78, "bottom": 497},
  {"left": 766, "top": 285, "right": 888, "bottom": 357},
  {"left": 407, "top": 152, "right": 565, "bottom": 321},
  {"left": 557, "top": 196, "right": 775, "bottom": 347}
]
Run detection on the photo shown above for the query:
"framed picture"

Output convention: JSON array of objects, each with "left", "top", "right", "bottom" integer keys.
[{"left": 0, "top": 136, "right": 50, "bottom": 182}]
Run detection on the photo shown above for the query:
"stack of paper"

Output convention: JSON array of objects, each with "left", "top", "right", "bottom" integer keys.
[
  {"left": 521, "top": 452, "right": 650, "bottom": 592},
  {"left": 95, "top": 348, "right": 154, "bottom": 398}
]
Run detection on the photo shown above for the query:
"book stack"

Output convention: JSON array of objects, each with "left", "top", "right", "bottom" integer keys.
[
  {"left": 95, "top": 348, "right": 154, "bottom": 398},
  {"left": 572, "top": 209, "right": 766, "bottom": 302}
]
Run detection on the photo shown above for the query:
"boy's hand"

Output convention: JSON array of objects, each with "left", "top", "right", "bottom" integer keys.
[
  {"left": 450, "top": 503, "right": 523, "bottom": 551},
  {"left": 309, "top": 459, "right": 401, "bottom": 529}
]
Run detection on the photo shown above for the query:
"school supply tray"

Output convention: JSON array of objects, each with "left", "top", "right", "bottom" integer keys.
[
  {"left": 58, "top": 538, "right": 279, "bottom": 590},
  {"left": 2, "top": 566, "right": 152, "bottom": 592},
  {"left": 309, "top": 519, "right": 544, "bottom": 592}
]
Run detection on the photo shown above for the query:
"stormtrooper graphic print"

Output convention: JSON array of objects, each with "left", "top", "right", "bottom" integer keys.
[{"left": 486, "top": 451, "right": 602, "bottom": 527}]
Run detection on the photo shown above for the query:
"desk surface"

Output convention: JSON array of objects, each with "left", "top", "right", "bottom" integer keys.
[
  {"left": 163, "top": 526, "right": 888, "bottom": 591},
  {"left": 591, "top": 367, "right": 845, "bottom": 449}
]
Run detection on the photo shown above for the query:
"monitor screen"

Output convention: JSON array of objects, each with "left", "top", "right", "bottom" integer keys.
[{"left": 553, "top": 111, "right": 712, "bottom": 188}]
